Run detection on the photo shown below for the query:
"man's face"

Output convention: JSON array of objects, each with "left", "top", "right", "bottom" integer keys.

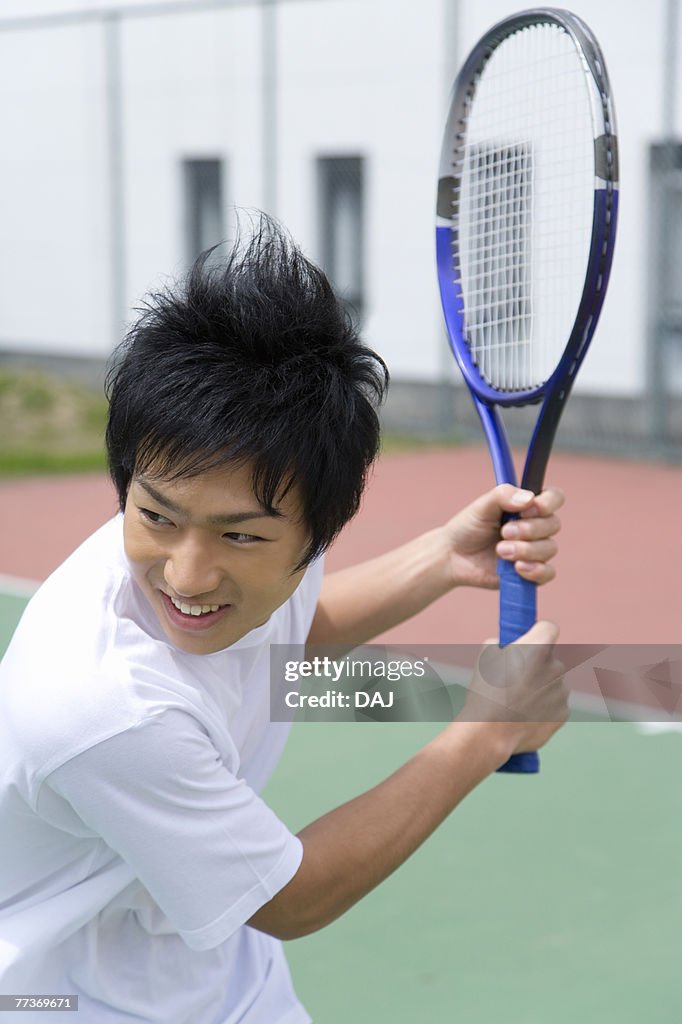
[{"left": 123, "top": 461, "right": 310, "bottom": 655}]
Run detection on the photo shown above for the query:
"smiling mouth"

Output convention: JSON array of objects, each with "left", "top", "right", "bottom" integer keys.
[
  {"left": 167, "top": 594, "right": 226, "bottom": 617},
  {"left": 159, "top": 590, "right": 232, "bottom": 630}
]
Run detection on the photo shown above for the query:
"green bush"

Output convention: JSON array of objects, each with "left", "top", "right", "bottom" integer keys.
[{"left": 0, "top": 368, "right": 108, "bottom": 476}]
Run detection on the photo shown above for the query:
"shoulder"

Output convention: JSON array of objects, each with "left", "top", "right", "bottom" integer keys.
[
  {"left": 0, "top": 517, "right": 209, "bottom": 798},
  {"left": 275, "top": 555, "right": 324, "bottom": 640}
]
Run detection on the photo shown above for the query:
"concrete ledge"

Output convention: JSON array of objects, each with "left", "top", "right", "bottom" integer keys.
[
  {"left": 381, "top": 379, "right": 682, "bottom": 460},
  {"left": 1, "top": 351, "right": 680, "bottom": 460},
  {"left": 0, "top": 349, "right": 108, "bottom": 391}
]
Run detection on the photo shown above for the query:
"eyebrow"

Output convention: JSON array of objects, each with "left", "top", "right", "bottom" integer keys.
[{"left": 135, "top": 478, "right": 284, "bottom": 525}]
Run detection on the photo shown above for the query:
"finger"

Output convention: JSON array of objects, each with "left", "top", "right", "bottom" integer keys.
[
  {"left": 514, "top": 619, "right": 559, "bottom": 646},
  {"left": 500, "top": 514, "right": 561, "bottom": 541},
  {"left": 496, "top": 538, "right": 558, "bottom": 564},
  {"left": 475, "top": 484, "right": 563, "bottom": 524},
  {"left": 532, "top": 671, "right": 570, "bottom": 718},
  {"left": 521, "top": 486, "right": 565, "bottom": 518},
  {"left": 513, "top": 561, "right": 556, "bottom": 585},
  {"left": 464, "top": 484, "right": 535, "bottom": 526},
  {"left": 500, "top": 485, "right": 536, "bottom": 512}
]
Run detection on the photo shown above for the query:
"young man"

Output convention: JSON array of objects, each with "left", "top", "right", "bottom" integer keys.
[{"left": 0, "top": 220, "right": 566, "bottom": 1023}]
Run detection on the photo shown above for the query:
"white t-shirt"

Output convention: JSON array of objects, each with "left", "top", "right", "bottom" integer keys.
[{"left": 0, "top": 516, "right": 323, "bottom": 1024}]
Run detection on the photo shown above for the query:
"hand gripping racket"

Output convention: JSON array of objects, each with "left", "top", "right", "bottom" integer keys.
[{"left": 436, "top": 9, "right": 618, "bottom": 772}]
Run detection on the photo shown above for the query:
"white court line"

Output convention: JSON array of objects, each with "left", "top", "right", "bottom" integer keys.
[
  {"left": 404, "top": 656, "right": 682, "bottom": 728},
  {"left": 566, "top": 690, "right": 682, "bottom": 726},
  {"left": 637, "top": 722, "right": 682, "bottom": 735},
  {"left": 0, "top": 573, "right": 40, "bottom": 598}
]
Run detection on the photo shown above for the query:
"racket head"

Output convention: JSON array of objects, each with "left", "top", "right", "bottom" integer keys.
[{"left": 436, "top": 7, "right": 619, "bottom": 409}]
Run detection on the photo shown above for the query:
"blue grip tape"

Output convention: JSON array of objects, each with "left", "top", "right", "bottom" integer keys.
[
  {"left": 497, "top": 751, "right": 539, "bottom": 774},
  {"left": 498, "top": 558, "right": 537, "bottom": 646},
  {"left": 496, "top": 557, "right": 540, "bottom": 775}
]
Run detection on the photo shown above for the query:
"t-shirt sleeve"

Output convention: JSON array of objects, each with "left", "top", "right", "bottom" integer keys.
[{"left": 41, "top": 708, "right": 303, "bottom": 951}]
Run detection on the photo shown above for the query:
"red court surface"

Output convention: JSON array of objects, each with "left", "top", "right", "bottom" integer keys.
[{"left": 0, "top": 444, "right": 679, "bottom": 644}]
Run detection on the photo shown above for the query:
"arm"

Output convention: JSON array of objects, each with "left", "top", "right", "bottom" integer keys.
[
  {"left": 250, "top": 720, "right": 503, "bottom": 940},
  {"left": 307, "top": 484, "right": 564, "bottom": 647},
  {"left": 307, "top": 527, "right": 453, "bottom": 647},
  {"left": 249, "top": 622, "right": 567, "bottom": 940}
]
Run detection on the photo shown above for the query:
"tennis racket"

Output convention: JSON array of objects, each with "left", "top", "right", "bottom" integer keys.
[{"left": 436, "top": 8, "right": 618, "bottom": 773}]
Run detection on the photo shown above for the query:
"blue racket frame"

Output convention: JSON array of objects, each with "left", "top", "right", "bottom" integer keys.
[{"left": 436, "top": 8, "right": 619, "bottom": 774}]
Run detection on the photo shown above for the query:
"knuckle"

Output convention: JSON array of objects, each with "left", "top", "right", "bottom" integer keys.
[
  {"left": 543, "top": 485, "right": 566, "bottom": 508},
  {"left": 539, "top": 516, "right": 561, "bottom": 538},
  {"left": 543, "top": 566, "right": 557, "bottom": 583},
  {"left": 520, "top": 513, "right": 560, "bottom": 537},
  {"left": 528, "top": 539, "right": 557, "bottom": 561}
]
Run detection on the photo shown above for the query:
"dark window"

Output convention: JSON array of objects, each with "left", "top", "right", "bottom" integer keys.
[
  {"left": 183, "top": 159, "right": 225, "bottom": 263},
  {"left": 317, "top": 156, "right": 365, "bottom": 319}
]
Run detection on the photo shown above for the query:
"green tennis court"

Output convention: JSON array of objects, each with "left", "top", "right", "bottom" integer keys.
[
  {"left": 0, "top": 588, "right": 32, "bottom": 655},
  {"left": 2, "top": 585, "right": 680, "bottom": 1022}
]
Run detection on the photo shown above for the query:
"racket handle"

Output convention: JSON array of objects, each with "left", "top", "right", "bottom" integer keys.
[
  {"left": 496, "top": 558, "right": 540, "bottom": 775},
  {"left": 498, "top": 557, "right": 537, "bottom": 646},
  {"left": 497, "top": 750, "right": 539, "bottom": 774}
]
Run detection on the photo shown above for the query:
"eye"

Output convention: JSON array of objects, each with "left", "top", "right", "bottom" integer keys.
[
  {"left": 139, "top": 507, "right": 174, "bottom": 527},
  {"left": 224, "top": 532, "right": 262, "bottom": 545}
]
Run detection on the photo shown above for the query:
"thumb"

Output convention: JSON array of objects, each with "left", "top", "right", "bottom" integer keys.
[
  {"left": 468, "top": 484, "right": 536, "bottom": 525},
  {"left": 513, "top": 620, "right": 559, "bottom": 646}
]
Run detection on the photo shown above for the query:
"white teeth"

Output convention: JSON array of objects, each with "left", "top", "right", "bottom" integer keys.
[{"left": 169, "top": 596, "right": 221, "bottom": 616}]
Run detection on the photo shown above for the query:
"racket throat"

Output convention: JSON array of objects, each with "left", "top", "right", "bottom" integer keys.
[
  {"left": 474, "top": 393, "right": 565, "bottom": 496},
  {"left": 474, "top": 401, "right": 517, "bottom": 487},
  {"left": 520, "top": 392, "right": 566, "bottom": 493}
]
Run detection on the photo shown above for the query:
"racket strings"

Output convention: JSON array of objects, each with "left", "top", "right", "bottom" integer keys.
[{"left": 450, "top": 23, "right": 595, "bottom": 391}]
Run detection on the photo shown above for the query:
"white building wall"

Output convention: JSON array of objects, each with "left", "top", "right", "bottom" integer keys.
[
  {"left": 121, "top": 6, "right": 264, "bottom": 306},
  {"left": 0, "top": 20, "right": 111, "bottom": 355},
  {"left": 276, "top": 0, "right": 446, "bottom": 379}
]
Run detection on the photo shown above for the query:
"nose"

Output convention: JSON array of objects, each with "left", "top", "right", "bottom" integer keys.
[{"left": 163, "top": 533, "right": 223, "bottom": 599}]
